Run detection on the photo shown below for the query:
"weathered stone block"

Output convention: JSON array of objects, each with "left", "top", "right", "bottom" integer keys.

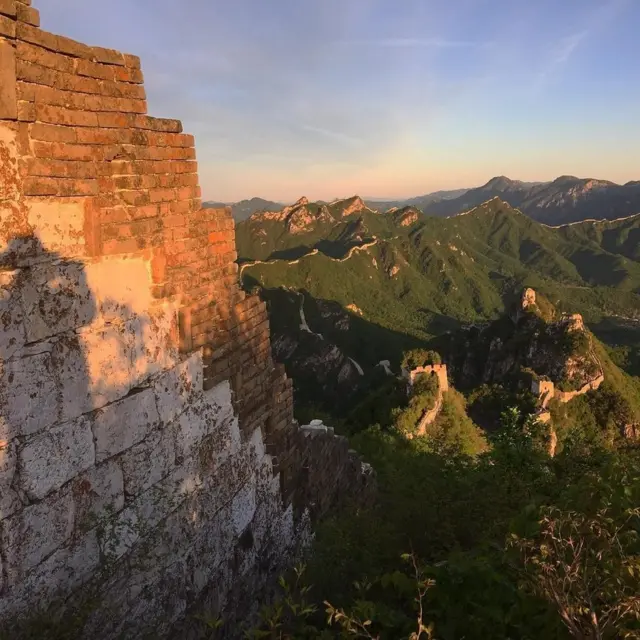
[
  {"left": 73, "top": 458, "right": 124, "bottom": 531},
  {"left": 20, "top": 260, "right": 95, "bottom": 342},
  {"left": 0, "top": 269, "right": 26, "bottom": 360},
  {"left": 153, "top": 352, "right": 202, "bottom": 424},
  {"left": 130, "top": 459, "right": 203, "bottom": 534},
  {"left": 0, "top": 346, "right": 58, "bottom": 440},
  {"left": 1, "top": 489, "right": 75, "bottom": 580},
  {"left": 0, "top": 37, "right": 16, "bottom": 121},
  {"left": 18, "top": 415, "right": 95, "bottom": 500},
  {"left": 129, "top": 303, "right": 179, "bottom": 386},
  {"left": 25, "top": 198, "right": 86, "bottom": 258},
  {"left": 0, "top": 1, "right": 17, "bottom": 18},
  {"left": 0, "top": 439, "right": 20, "bottom": 521},
  {"left": 0, "top": 530, "right": 100, "bottom": 620},
  {"left": 117, "top": 557, "right": 188, "bottom": 639},
  {"left": 55, "top": 323, "right": 135, "bottom": 421},
  {"left": 174, "top": 406, "right": 209, "bottom": 461},
  {"left": 99, "top": 505, "right": 139, "bottom": 563},
  {"left": 52, "top": 332, "right": 93, "bottom": 421},
  {"left": 198, "top": 449, "right": 254, "bottom": 518},
  {"left": 0, "top": 438, "right": 15, "bottom": 487},
  {"left": 187, "top": 503, "right": 236, "bottom": 593},
  {"left": 84, "top": 256, "right": 152, "bottom": 324},
  {"left": 120, "top": 426, "right": 175, "bottom": 498},
  {"left": 232, "top": 482, "right": 256, "bottom": 536},
  {"left": 92, "top": 388, "right": 159, "bottom": 462},
  {"left": 249, "top": 425, "right": 266, "bottom": 462},
  {"left": 0, "top": 124, "right": 19, "bottom": 202}
]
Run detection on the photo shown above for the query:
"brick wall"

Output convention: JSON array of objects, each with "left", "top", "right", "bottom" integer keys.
[{"left": 0, "top": 2, "right": 374, "bottom": 637}]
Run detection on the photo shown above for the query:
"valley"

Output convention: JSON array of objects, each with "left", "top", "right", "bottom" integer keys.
[
  {"left": 237, "top": 195, "right": 640, "bottom": 413},
  {"left": 235, "top": 190, "right": 640, "bottom": 640}
]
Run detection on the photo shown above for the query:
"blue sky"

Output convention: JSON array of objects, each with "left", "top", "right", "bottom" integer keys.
[{"left": 43, "top": 0, "right": 640, "bottom": 202}]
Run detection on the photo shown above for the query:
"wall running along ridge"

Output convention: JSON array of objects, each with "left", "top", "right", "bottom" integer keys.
[
  {"left": 403, "top": 365, "right": 449, "bottom": 439},
  {"left": 0, "top": 2, "right": 374, "bottom": 637}
]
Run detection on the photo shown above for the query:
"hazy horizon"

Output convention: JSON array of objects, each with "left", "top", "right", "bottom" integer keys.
[
  {"left": 206, "top": 173, "right": 635, "bottom": 205},
  {"left": 44, "top": 0, "right": 640, "bottom": 202}
]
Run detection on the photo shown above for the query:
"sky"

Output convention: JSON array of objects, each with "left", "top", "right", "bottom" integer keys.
[{"left": 43, "top": 0, "right": 640, "bottom": 203}]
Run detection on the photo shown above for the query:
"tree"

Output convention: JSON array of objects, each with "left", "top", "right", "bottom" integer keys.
[{"left": 510, "top": 505, "right": 640, "bottom": 640}]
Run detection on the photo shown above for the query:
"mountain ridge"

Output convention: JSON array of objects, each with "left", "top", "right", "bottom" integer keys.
[
  {"left": 217, "top": 174, "right": 640, "bottom": 225},
  {"left": 238, "top": 197, "right": 640, "bottom": 389}
]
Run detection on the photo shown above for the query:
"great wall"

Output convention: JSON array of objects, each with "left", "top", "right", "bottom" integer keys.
[
  {"left": 403, "top": 365, "right": 449, "bottom": 438},
  {"left": 0, "top": 2, "right": 374, "bottom": 637}
]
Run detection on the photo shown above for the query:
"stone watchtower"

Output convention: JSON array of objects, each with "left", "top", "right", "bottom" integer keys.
[{"left": 406, "top": 364, "right": 449, "bottom": 392}]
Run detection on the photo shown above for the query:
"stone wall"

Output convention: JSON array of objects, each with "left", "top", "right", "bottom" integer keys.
[
  {"left": 531, "top": 374, "right": 604, "bottom": 407},
  {"left": 532, "top": 379, "right": 555, "bottom": 408},
  {"left": 402, "top": 365, "right": 449, "bottom": 439},
  {"left": 407, "top": 364, "right": 449, "bottom": 392},
  {"left": 0, "top": 3, "right": 374, "bottom": 637}
]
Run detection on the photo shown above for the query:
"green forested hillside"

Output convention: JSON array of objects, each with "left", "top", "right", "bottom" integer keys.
[
  {"left": 236, "top": 198, "right": 640, "bottom": 640},
  {"left": 239, "top": 198, "right": 640, "bottom": 362}
]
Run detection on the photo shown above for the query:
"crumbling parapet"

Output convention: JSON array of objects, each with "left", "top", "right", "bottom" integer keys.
[
  {"left": 404, "top": 363, "right": 449, "bottom": 392},
  {"left": 531, "top": 374, "right": 605, "bottom": 408}
]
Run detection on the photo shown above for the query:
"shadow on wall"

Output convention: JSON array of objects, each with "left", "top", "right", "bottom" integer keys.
[
  {"left": 0, "top": 233, "right": 192, "bottom": 635},
  {"left": 0, "top": 233, "right": 311, "bottom": 640}
]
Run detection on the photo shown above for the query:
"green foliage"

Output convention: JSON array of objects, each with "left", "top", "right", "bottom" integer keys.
[
  {"left": 402, "top": 349, "right": 442, "bottom": 370},
  {"left": 510, "top": 451, "right": 640, "bottom": 639},
  {"left": 468, "top": 384, "right": 538, "bottom": 432},
  {"left": 244, "top": 565, "right": 322, "bottom": 639},
  {"left": 511, "top": 506, "right": 640, "bottom": 639},
  {"left": 489, "top": 407, "right": 550, "bottom": 462},
  {"left": 421, "top": 389, "right": 488, "bottom": 456},
  {"left": 300, "top": 407, "right": 640, "bottom": 640},
  {"left": 246, "top": 560, "right": 437, "bottom": 639},
  {"left": 343, "top": 378, "right": 408, "bottom": 434}
]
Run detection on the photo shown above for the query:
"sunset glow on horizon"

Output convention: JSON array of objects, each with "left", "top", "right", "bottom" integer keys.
[{"left": 44, "top": 0, "right": 640, "bottom": 203}]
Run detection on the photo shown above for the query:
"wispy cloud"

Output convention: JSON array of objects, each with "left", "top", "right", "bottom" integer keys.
[
  {"left": 533, "top": 0, "right": 631, "bottom": 91},
  {"left": 338, "top": 37, "right": 489, "bottom": 49},
  {"left": 533, "top": 29, "right": 589, "bottom": 89},
  {"left": 552, "top": 30, "right": 589, "bottom": 66},
  {"left": 298, "top": 124, "right": 363, "bottom": 147}
]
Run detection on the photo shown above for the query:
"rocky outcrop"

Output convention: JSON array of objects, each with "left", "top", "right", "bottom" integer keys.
[
  {"left": 522, "top": 287, "right": 537, "bottom": 310},
  {"left": 270, "top": 332, "right": 362, "bottom": 404},
  {"left": 391, "top": 206, "right": 420, "bottom": 227},
  {"left": 251, "top": 197, "right": 335, "bottom": 235},
  {"left": 336, "top": 195, "right": 367, "bottom": 217}
]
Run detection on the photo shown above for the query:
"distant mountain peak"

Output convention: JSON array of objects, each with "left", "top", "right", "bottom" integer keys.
[
  {"left": 330, "top": 195, "right": 368, "bottom": 217},
  {"left": 552, "top": 175, "right": 580, "bottom": 185},
  {"left": 483, "top": 176, "right": 516, "bottom": 191}
]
